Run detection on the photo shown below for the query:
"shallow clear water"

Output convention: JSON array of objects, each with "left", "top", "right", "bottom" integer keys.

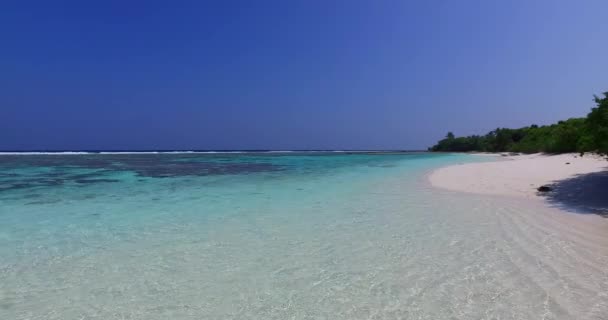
[{"left": 1, "top": 152, "right": 607, "bottom": 319}]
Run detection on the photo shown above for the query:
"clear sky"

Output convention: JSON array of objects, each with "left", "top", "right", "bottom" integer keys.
[{"left": 1, "top": 1, "right": 607, "bottom": 150}]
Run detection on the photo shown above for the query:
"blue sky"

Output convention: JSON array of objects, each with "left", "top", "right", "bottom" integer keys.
[{"left": 1, "top": 1, "right": 607, "bottom": 150}]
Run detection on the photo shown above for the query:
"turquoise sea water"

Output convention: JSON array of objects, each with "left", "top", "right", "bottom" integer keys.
[{"left": 1, "top": 152, "right": 607, "bottom": 319}]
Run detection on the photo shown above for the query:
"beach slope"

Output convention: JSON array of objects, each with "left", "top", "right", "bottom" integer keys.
[{"left": 429, "top": 153, "right": 607, "bottom": 200}]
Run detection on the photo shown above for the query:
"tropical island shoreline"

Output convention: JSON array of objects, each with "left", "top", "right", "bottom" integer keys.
[
  {"left": 429, "top": 152, "right": 608, "bottom": 216},
  {"left": 427, "top": 90, "right": 607, "bottom": 216}
]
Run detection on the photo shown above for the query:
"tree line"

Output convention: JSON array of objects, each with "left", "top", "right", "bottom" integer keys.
[{"left": 429, "top": 92, "right": 608, "bottom": 155}]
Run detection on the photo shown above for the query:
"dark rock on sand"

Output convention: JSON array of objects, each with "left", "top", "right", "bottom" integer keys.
[{"left": 537, "top": 185, "right": 552, "bottom": 192}]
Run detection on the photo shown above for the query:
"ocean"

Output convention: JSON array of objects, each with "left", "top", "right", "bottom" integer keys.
[{"left": 1, "top": 152, "right": 606, "bottom": 319}]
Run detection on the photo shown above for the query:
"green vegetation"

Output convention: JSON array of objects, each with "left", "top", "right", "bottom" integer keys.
[{"left": 430, "top": 92, "right": 608, "bottom": 155}]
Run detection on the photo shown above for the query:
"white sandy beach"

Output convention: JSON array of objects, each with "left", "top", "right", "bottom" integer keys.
[
  {"left": 429, "top": 153, "right": 608, "bottom": 319},
  {"left": 430, "top": 153, "right": 608, "bottom": 200}
]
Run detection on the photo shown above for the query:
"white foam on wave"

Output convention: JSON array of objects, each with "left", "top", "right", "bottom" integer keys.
[
  {"left": 0, "top": 151, "right": 222, "bottom": 155},
  {"left": 0, "top": 150, "right": 412, "bottom": 156},
  {"left": 0, "top": 151, "right": 94, "bottom": 155}
]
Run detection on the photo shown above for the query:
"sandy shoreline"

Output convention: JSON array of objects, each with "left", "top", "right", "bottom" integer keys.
[{"left": 429, "top": 153, "right": 608, "bottom": 214}]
